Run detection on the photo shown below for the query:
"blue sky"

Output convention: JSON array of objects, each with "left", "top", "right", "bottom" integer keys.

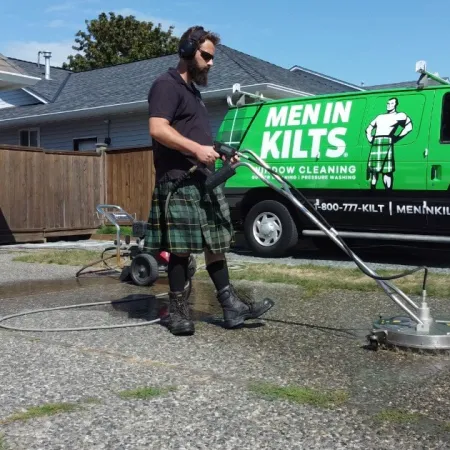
[{"left": 1, "top": 0, "right": 448, "bottom": 86}]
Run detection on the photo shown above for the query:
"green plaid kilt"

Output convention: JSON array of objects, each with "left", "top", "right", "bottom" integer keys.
[
  {"left": 144, "top": 176, "right": 234, "bottom": 254},
  {"left": 368, "top": 136, "right": 394, "bottom": 174}
]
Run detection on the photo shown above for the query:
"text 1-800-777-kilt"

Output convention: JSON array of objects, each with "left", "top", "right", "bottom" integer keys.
[{"left": 144, "top": 177, "right": 234, "bottom": 254}]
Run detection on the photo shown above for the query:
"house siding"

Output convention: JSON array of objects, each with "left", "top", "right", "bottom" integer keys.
[
  {"left": 0, "top": 99, "right": 228, "bottom": 149},
  {"left": 0, "top": 89, "right": 40, "bottom": 109}
]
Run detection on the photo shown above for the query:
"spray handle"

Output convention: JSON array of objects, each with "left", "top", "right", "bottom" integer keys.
[
  {"left": 205, "top": 163, "right": 236, "bottom": 191},
  {"left": 214, "top": 141, "right": 237, "bottom": 160}
]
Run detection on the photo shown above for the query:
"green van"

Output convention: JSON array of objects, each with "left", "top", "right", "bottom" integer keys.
[{"left": 214, "top": 62, "right": 450, "bottom": 256}]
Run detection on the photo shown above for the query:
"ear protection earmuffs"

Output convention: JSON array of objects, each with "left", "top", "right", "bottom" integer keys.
[{"left": 178, "top": 27, "right": 207, "bottom": 60}]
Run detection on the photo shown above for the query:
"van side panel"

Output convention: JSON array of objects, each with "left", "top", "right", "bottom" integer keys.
[{"left": 215, "top": 88, "right": 450, "bottom": 242}]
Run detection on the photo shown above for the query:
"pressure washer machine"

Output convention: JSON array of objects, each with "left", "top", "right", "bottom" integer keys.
[
  {"left": 208, "top": 139, "right": 450, "bottom": 354},
  {"left": 76, "top": 204, "right": 196, "bottom": 286}
]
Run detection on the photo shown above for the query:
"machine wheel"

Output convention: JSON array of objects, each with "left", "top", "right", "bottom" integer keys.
[
  {"left": 244, "top": 200, "right": 298, "bottom": 257},
  {"left": 130, "top": 253, "right": 159, "bottom": 286}
]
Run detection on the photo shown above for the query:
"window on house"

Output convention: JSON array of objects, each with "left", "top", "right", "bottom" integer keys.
[
  {"left": 73, "top": 137, "right": 98, "bottom": 151},
  {"left": 19, "top": 128, "right": 40, "bottom": 147},
  {"left": 441, "top": 93, "right": 450, "bottom": 143}
]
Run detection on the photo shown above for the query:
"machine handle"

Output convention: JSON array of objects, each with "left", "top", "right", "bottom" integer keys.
[
  {"left": 205, "top": 163, "right": 236, "bottom": 191},
  {"left": 95, "top": 204, "right": 135, "bottom": 226}
]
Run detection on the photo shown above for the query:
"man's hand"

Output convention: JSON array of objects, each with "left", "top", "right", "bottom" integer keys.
[
  {"left": 194, "top": 145, "right": 220, "bottom": 165},
  {"left": 222, "top": 154, "right": 240, "bottom": 164}
]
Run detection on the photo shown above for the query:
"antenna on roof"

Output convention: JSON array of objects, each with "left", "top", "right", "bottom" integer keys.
[
  {"left": 227, "top": 83, "right": 271, "bottom": 107},
  {"left": 415, "top": 60, "right": 450, "bottom": 87}
]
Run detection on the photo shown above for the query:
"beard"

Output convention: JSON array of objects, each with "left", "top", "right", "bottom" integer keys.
[{"left": 186, "top": 59, "right": 209, "bottom": 86}]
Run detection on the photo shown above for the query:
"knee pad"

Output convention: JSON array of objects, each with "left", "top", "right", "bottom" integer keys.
[{"left": 169, "top": 254, "right": 190, "bottom": 267}]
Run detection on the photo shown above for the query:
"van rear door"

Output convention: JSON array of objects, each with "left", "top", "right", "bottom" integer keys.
[{"left": 425, "top": 89, "right": 450, "bottom": 231}]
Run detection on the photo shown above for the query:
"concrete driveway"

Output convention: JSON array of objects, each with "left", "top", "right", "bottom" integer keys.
[{"left": 0, "top": 252, "right": 450, "bottom": 449}]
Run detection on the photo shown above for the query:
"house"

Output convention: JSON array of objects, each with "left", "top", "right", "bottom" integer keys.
[
  {"left": 289, "top": 65, "right": 364, "bottom": 93},
  {"left": 364, "top": 75, "right": 450, "bottom": 90},
  {"left": 0, "top": 45, "right": 363, "bottom": 151},
  {"left": 0, "top": 53, "right": 40, "bottom": 91}
]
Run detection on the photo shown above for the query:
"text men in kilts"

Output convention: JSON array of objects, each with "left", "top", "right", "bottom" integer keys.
[
  {"left": 365, "top": 97, "right": 413, "bottom": 190},
  {"left": 146, "top": 25, "right": 274, "bottom": 336}
]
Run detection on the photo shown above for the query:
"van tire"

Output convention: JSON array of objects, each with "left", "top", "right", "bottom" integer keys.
[{"left": 244, "top": 200, "right": 298, "bottom": 257}]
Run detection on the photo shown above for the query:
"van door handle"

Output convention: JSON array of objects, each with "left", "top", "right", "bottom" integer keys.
[{"left": 431, "top": 165, "right": 441, "bottom": 180}]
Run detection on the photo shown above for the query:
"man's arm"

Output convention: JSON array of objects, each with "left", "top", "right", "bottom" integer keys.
[
  {"left": 396, "top": 113, "right": 413, "bottom": 139},
  {"left": 147, "top": 79, "right": 218, "bottom": 165},
  {"left": 149, "top": 117, "right": 201, "bottom": 158},
  {"left": 366, "top": 118, "right": 377, "bottom": 143}
]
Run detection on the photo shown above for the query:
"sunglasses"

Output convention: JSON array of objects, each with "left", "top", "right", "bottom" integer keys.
[{"left": 199, "top": 49, "right": 214, "bottom": 62}]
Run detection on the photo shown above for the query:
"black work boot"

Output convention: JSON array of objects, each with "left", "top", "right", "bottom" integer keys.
[
  {"left": 167, "top": 287, "right": 195, "bottom": 336},
  {"left": 216, "top": 284, "right": 274, "bottom": 329}
]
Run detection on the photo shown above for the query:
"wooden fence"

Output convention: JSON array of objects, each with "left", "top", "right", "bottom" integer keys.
[
  {"left": 0, "top": 145, "right": 155, "bottom": 244},
  {"left": 105, "top": 147, "right": 155, "bottom": 222}
]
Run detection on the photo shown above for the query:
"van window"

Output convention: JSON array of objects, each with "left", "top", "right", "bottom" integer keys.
[{"left": 441, "top": 93, "right": 450, "bottom": 143}]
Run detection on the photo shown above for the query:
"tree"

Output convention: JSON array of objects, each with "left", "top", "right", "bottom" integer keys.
[{"left": 62, "top": 12, "right": 180, "bottom": 71}]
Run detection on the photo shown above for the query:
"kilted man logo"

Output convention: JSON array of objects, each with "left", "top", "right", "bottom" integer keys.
[{"left": 365, "top": 98, "right": 413, "bottom": 190}]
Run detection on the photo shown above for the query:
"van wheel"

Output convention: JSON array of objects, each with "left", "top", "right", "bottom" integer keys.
[{"left": 244, "top": 200, "right": 298, "bottom": 257}]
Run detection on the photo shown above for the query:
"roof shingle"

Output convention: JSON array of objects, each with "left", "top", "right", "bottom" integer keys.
[
  {"left": 8, "top": 57, "right": 71, "bottom": 102},
  {"left": 0, "top": 45, "right": 367, "bottom": 123},
  {"left": 364, "top": 77, "right": 450, "bottom": 90},
  {"left": 0, "top": 53, "right": 29, "bottom": 75}
]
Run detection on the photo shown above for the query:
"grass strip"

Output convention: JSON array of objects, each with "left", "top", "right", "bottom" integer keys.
[
  {"left": 96, "top": 225, "right": 132, "bottom": 235},
  {"left": 0, "top": 434, "right": 8, "bottom": 450},
  {"left": 196, "top": 261, "right": 443, "bottom": 297},
  {"left": 374, "top": 408, "right": 423, "bottom": 424},
  {"left": 249, "top": 382, "right": 348, "bottom": 408},
  {"left": 117, "top": 386, "right": 177, "bottom": 400},
  {"left": 12, "top": 250, "right": 102, "bottom": 266},
  {"left": 12, "top": 249, "right": 446, "bottom": 297},
  {"left": 0, "top": 402, "right": 80, "bottom": 425}
]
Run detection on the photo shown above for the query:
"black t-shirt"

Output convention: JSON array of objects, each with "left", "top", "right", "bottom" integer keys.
[{"left": 147, "top": 67, "right": 214, "bottom": 182}]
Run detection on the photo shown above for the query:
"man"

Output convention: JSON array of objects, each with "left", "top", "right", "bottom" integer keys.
[
  {"left": 145, "top": 25, "right": 274, "bottom": 336},
  {"left": 365, "top": 97, "right": 413, "bottom": 190}
]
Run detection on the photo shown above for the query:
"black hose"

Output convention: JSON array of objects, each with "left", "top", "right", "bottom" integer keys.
[
  {"left": 75, "top": 253, "right": 118, "bottom": 277},
  {"left": 75, "top": 246, "right": 131, "bottom": 278},
  {"left": 164, "top": 165, "right": 198, "bottom": 224}
]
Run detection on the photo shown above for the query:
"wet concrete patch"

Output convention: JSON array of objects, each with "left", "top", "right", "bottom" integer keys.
[
  {"left": 1, "top": 275, "right": 450, "bottom": 448},
  {"left": 0, "top": 273, "right": 121, "bottom": 300}
]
